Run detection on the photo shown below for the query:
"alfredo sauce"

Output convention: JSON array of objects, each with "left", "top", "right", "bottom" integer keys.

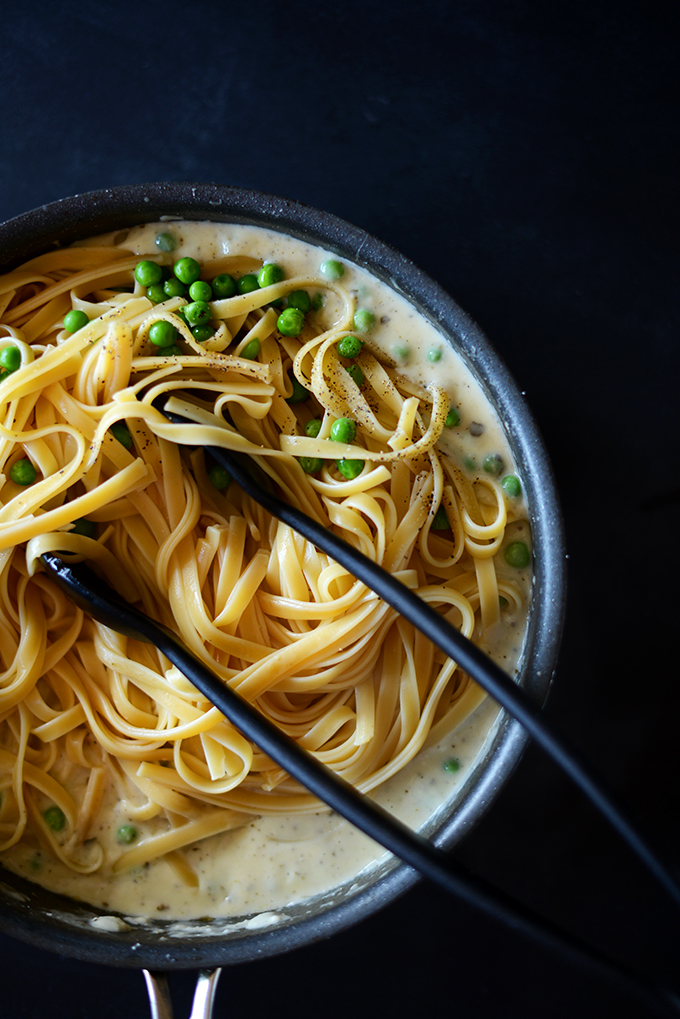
[{"left": 0, "top": 222, "right": 532, "bottom": 921}]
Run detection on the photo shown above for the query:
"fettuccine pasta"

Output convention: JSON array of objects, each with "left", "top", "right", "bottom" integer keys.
[{"left": 0, "top": 222, "right": 529, "bottom": 902}]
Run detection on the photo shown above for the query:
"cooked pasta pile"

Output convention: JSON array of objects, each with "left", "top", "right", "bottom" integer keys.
[{"left": 0, "top": 229, "right": 525, "bottom": 882}]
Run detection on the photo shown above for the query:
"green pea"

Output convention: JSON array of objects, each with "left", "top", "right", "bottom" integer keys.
[
  {"left": 71, "top": 518, "right": 96, "bottom": 538},
  {"left": 394, "top": 343, "right": 410, "bottom": 361},
  {"left": 148, "top": 321, "right": 178, "bottom": 348},
  {"left": 443, "top": 757, "right": 461, "bottom": 773},
  {"left": 432, "top": 505, "right": 449, "bottom": 530},
  {"left": 427, "top": 348, "right": 442, "bottom": 363},
  {"left": 286, "top": 373, "right": 310, "bottom": 404},
  {"left": 134, "top": 260, "right": 163, "bottom": 287},
  {"left": 212, "top": 273, "right": 237, "bottom": 299},
  {"left": 173, "top": 257, "right": 201, "bottom": 285},
  {"left": 483, "top": 453, "right": 504, "bottom": 476},
  {"left": 163, "top": 277, "right": 187, "bottom": 298},
  {"left": 110, "top": 422, "right": 133, "bottom": 449},
  {"left": 463, "top": 455, "right": 476, "bottom": 471},
  {"left": 445, "top": 407, "right": 460, "bottom": 427},
  {"left": 311, "top": 293, "right": 324, "bottom": 312},
  {"left": 174, "top": 309, "right": 188, "bottom": 325},
  {"left": 298, "top": 456, "right": 323, "bottom": 474},
  {"left": 277, "top": 307, "right": 305, "bottom": 337},
  {"left": 161, "top": 345, "right": 183, "bottom": 357},
  {"left": 305, "top": 418, "right": 322, "bottom": 438},
  {"left": 184, "top": 301, "right": 211, "bottom": 326},
  {"left": 320, "top": 259, "right": 344, "bottom": 280},
  {"left": 63, "top": 309, "right": 90, "bottom": 333},
  {"left": 43, "top": 805, "right": 66, "bottom": 832},
  {"left": 192, "top": 325, "right": 215, "bottom": 343},
  {"left": 189, "top": 280, "right": 213, "bottom": 302},
  {"left": 257, "top": 263, "right": 284, "bottom": 288},
  {"left": 9, "top": 459, "right": 37, "bottom": 485},
  {"left": 0, "top": 345, "right": 22, "bottom": 373},
  {"left": 353, "top": 309, "right": 375, "bottom": 333},
  {"left": 499, "top": 596, "right": 509, "bottom": 610},
  {"left": 117, "top": 823, "right": 138, "bottom": 844},
  {"left": 146, "top": 283, "right": 167, "bottom": 304},
  {"left": 330, "top": 417, "right": 357, "bottom": 444},
  {"left": 240, "top": 337, "right": 261, "bottom": 359},
  {"left": 504, "top": 541, "right": 531, "bottom": 569},
  {"left": 501, "top": 474, "right": 522, "bottom": 498},
  {"left": 155, "top": 232, "right": 177, "bottom": 252},
  {"left": 336, "top": 335, "right": 363, "bottom": 359},
  {"left": 346, "top": 364, "right": 365, "bottom": 386},
  {"left": 287, "top": 289, "right": 311, "bottom": 313},
  {"left": 336, "top": 458, "right": 364, "bottom": 479},
  {"left": 237, "top": 273, "right": 260, "bottom": 295},
  {"left": 208, "top": 464, "right": 231, "bottom": 491}
]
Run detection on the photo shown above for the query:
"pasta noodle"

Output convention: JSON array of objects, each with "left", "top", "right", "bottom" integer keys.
[{"left": 0, "top": 222, "right": 530, "bottom": 908}]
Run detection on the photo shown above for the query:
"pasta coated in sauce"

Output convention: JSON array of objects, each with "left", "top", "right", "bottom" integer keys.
[{"left": 0, "top": 223, "right": 529, "bottom": 908}]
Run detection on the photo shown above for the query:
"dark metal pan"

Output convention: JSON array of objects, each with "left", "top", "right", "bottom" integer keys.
[{"left": 0, "top": 183, "right": 565, "bottom": 1016}]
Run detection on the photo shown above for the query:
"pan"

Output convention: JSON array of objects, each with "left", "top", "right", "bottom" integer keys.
[{"left": 0, "top": 182, "right": 565, "bottom": 1017}]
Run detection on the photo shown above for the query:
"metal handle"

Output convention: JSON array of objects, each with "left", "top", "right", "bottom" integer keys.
[
  {"left": 189, "top": 970, "right": 222, "bottom": 1019},
  {"left": 143, "top": 968, "right": 222, "bottom": 1019}
]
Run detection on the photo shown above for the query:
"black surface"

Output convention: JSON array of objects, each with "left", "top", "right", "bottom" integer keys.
[{"left": 1, "top": 2, "right": 679, "bottom": 1017}]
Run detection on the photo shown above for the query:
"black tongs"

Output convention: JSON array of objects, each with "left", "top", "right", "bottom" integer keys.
[{"left": 38, "top": 401, "right": 680, "bottom": 1012}]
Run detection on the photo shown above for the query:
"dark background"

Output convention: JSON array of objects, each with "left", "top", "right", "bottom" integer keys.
[{"left": 1, "top": 2, "right": 679, "bottom": 1016}]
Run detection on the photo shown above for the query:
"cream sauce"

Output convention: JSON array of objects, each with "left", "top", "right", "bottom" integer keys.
[{"left": 1, "top": 221, "right": 532, "bottom": 920}]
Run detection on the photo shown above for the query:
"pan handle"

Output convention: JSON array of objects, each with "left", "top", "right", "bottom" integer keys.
[{"left": 143, "top": 968, "right": 223, "bottom": 1019}]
